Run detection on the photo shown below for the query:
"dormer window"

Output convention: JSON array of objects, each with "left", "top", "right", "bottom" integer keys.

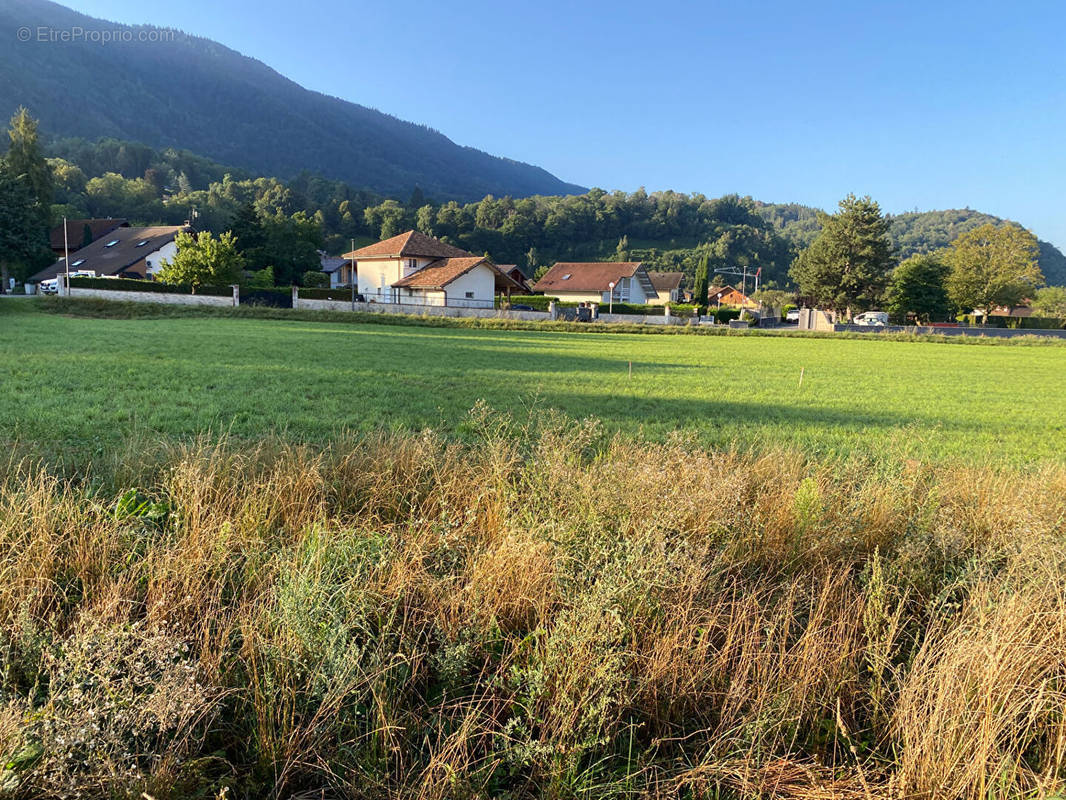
[{"left": 104, "top": 240, "right": 119, "bottom": 247}]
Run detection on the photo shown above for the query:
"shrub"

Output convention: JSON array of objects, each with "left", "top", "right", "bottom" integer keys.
[
  {"left": 301, "top": 270, "right": 329, "bottom": 288},
  {"left": 299, "top": 287, "right": 359, "bottom": 301}
]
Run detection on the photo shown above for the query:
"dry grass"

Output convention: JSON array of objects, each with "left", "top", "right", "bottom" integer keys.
[{"left": 0, "top": 415, "right": 1064, "bottom": 798}]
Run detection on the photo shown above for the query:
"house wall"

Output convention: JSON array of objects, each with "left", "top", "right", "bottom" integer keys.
[
  {"left": 442, "top": 264, "right": 496, "bottom": 307},
  {"left": 397, "top": 287, "right": 447, "bottom": 306},
  {"left": 647, "top": 287, "right": 679, "bottom": 305},
  {"left": 356, "top": 257, "right": 439, "bottom": 302},
  {"left": 144, "top": 242, "right": 178, "bottom": 276}
]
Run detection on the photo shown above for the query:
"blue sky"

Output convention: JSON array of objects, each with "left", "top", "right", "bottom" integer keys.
[{"left": 71, "top": 0, "right": 1066, "bottom": 248}]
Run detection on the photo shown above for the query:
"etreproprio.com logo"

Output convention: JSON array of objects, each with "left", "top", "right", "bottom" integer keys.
[{"left": 16, "top": 25, "right": 177, "bottom": 44}]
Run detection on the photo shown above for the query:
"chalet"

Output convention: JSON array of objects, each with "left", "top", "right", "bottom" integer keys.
[
  {"left": 709, "top": 284, "right": 754, "bottom": 307},
  {"left": 647, "top": 271, "right": 683, "bottom": 304},
  {"left": 341, "top": 231, "right": 523, "bottom": 307},
  {"left": 48, "top": 218, "right": 129, "bottom": 256},
  {"left": 495, "top": 264, "right": 533, "bottom": 294},
  {"left": 30, "top": 224, "right": 191, "bottom": 284},
  {"left": 533, "top": 262, "right": 656, "bottom": 305}
]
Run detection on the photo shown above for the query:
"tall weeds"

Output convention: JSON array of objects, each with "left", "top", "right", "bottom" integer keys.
[{"left": 0, "top": 416, "right": 1063, "bottom": 798}]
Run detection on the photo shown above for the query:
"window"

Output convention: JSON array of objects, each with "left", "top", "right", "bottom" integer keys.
[
  {"left": 104, "top": 240, "right": 119, "bottom": 247},
  {"left": 465, "top": 291, "right": 474, "bottom": 299}
]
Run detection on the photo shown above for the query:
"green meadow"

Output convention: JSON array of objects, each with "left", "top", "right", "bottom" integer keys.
[{"left": 3, "top": 301, "right": 1063, "bottom": 464}]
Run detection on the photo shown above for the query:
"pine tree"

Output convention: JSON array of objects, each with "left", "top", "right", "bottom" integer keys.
[
  {"left": 789, "top": 194, "right": 895, "bottom": 317},
  {"left": 692, "top": 253, "right": 709, "bottom": 310},
  {"left": 4, "top": 108, "right": 52, "bottom": 212}
]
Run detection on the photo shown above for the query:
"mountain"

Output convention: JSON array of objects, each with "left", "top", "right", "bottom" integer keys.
[
  {"left": 756, "top": 203, "right": 1066, "bottom": 286},
  {"left": 0, "top": 0, "right": 585, "bottom": 201}
]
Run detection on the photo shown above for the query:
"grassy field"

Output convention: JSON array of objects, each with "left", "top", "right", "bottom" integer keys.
[
  {"left": 2, "top": 300, "right": 1066, "bottom": 799},
  {"left": 2, "top": 302, "right": 1065, "bottom": 464}
]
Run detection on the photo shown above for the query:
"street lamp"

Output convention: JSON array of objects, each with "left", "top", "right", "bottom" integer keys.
[{"left": 608, "top": 280, "right": 616, "bottom": 314}]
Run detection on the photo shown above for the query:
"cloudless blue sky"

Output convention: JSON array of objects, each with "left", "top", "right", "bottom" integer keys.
[{"left": 68, "top": 0, "right": 1066, "bottom": 248}]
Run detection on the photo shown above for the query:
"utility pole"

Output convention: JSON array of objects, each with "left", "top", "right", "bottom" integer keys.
[
  {"left": 63, "top": 216, "right": 70, "bottom": 295},
  {"left": 350, "top": 238, "right": 356, "bottom": 311}
]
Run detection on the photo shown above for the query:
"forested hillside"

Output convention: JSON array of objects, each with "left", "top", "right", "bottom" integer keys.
[
  {"left": 757, "top": 203, "right": 1066, "bottom": 286},
  {"left": 0, "top": 0, "right": 583, "bottom": 200},
  {"left": 37, "top": 134, "right": 1066, "bottom": 289}
]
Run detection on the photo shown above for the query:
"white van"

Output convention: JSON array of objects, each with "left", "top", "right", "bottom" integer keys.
[{"left": 853, "top": 311, "right": 889, "bottom": 326}]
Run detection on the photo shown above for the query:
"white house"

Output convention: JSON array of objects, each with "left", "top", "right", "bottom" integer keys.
[
  {"left": 532, "top": 261, "right": 657, "bottom": 305},
  {"left": 342, "top": 230, "right": 522, "bottom": 307}
]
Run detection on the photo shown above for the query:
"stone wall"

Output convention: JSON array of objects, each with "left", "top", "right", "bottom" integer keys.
[
  {"left": 293, "top": 295, "right": 551, "bottom": 322},
  {"left": 68, "top": 287, "right": 237, "bottom": 306}
]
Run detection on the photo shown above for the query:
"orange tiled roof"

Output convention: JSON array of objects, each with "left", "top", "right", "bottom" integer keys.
[
  {"left": 343, "top": 230, "right": 472, "bottom": 260},
  {"left": 533, "top": 262, "right": 644, "bottom": 292}
]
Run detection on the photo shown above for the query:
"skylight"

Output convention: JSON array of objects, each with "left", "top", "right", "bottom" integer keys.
[
  {"left": 104, "top": 240, "right": 119, "bottom": 247},
  {"left": 135, "top": 240, "right": 149, "bottom": 247},
  {"left": 562, "top": 273, "right": 571, "bottom": 280},
  {"left": 72, "top": 259, "right": 85, "bottom": 266}
]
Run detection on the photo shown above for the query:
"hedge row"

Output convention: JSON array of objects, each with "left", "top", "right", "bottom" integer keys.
[
  {"left": 69, "top": 277, "right": 233, "bottom": 297},
  {"left": 504, "top": 295, "right": 700, "bottom": 317},
  {"left": 958, "top": 314, "right": 1066, "bottom": 330},
  {"left": 299, "top": 287, "right": 359, "bottom": 301}
]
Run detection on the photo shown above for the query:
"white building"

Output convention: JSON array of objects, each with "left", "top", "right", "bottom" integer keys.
[{"left": 343, "top": 230, "right": 522, "bottom": 307}]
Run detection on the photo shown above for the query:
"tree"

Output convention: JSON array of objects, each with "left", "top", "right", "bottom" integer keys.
[
  {"left": 0, "top": 162, "right": 48, "bottom": 290},
  {"left": 229, "top": 202, "right": 265, "bottom": 253},
  {"left": 614, "top": 235, "right": 629, "bottom": 261},
  {"left": 5, "top": 108, "right": 53, "bottom": 213},
  {"left": 156, "top": 231, "right": 244, "bottom": 290},
  {"left": 789, "top": 194, "right": 895, "bottom": 316},
  {"left": 885, "top": 253, "right": 953, "bottom": 323},
  {"left": 943, "top": 223, "right": 1043, "bottom": 319},
  {"left": 1030, "top": 286, "right": 1066, "bottom": 318},
  {"left": 751, "top": 289, "right": 794, "bottom": 318},
  {"left": 692, "top": 254, "right": 710, "bottom": 309}
]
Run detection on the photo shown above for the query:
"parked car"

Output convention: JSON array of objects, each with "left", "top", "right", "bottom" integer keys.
[
  {"left": 509, "top": 304, "right": 534, "bottom": 311},
  {"left": 38, "top": 270, "right": 96, "bottom": 295},
  {"left": 785, "top": 308, "right": 800, "bottom": 323},
  {"left": 854, "top": 311, "right": 889, "bottom": 326}
]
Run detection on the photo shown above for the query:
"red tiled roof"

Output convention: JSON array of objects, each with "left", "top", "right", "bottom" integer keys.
[
  {"left": 648, "top": 271, "right": 684, "bottom": 292},
  {"left": 343, "top": 230, "right": 472, "bottom": 260},
  {"left": 533, "top": 262, "right": 644, "bottom": 292},
  {"left": 49, "top": 218, "right": 128, "bottom": 251},
  {"left": 391, "top": 257, "right": 523, "bottom": 291}
]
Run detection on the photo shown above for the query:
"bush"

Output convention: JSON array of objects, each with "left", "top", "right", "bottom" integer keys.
[
  {"left": 713, "top": 306, "right": 742, "bottom": 324},
  {"left": 69, "top": 276, "right": 233, "bottom": 296},
  {"left": 302, "top": 271, "right": 329, "bottom": 288}
]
